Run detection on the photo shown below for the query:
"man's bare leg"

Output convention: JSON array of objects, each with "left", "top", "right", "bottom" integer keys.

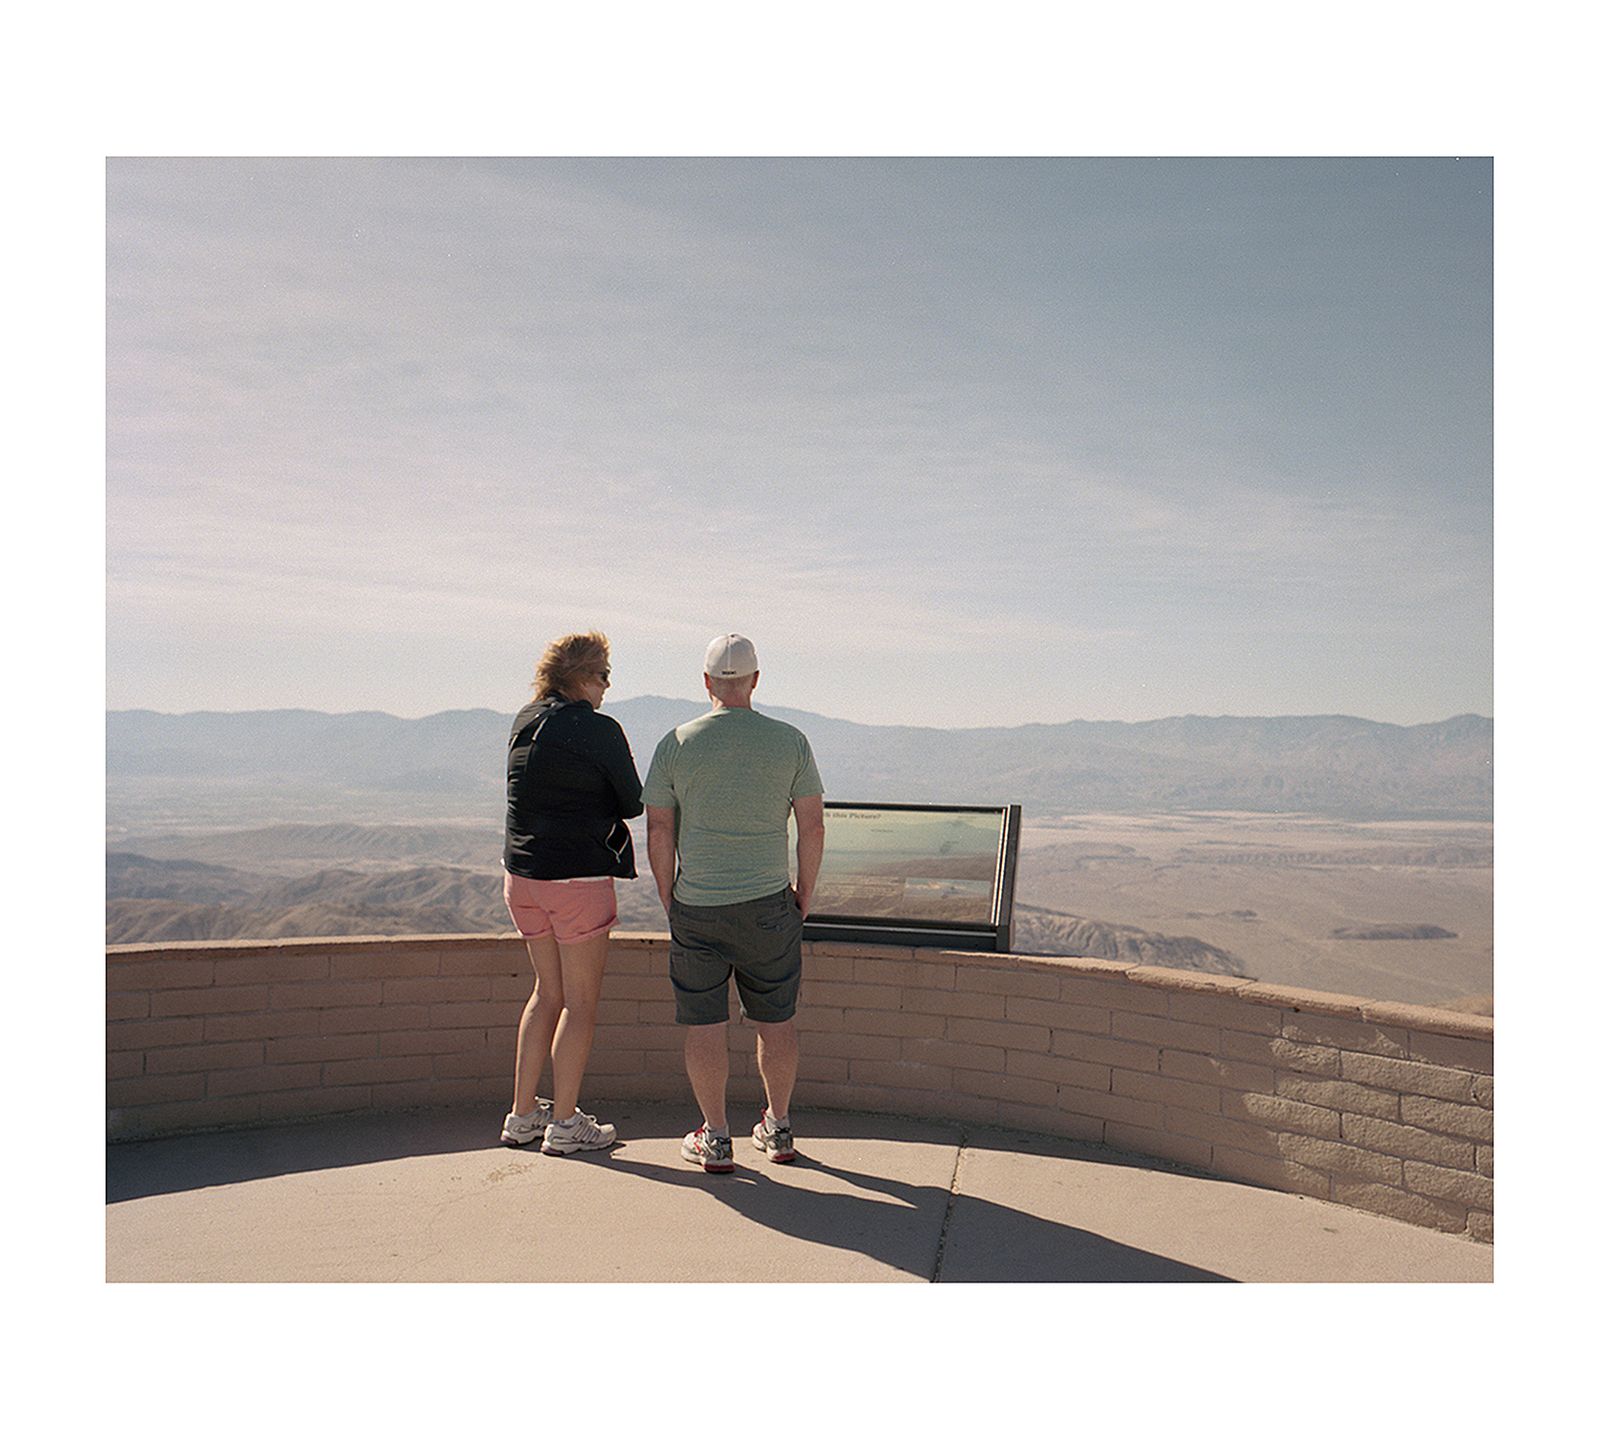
[
  {"left": 683, "top": 1021, "right": 730, "bottom": 1131},
  {"left": 754, "top": 1018, "right": 798, "bottom": 1121}
]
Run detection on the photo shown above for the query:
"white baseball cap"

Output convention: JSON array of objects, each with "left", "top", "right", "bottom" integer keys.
[{"left": 704, "top": 633, "right": 759, "bottom": 678}]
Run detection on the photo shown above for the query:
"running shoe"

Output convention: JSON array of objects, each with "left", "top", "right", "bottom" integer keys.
[
  {"left": 752, "top": 1108, "right": 796, "bottom": 1162},
  {"left": 540, "top": 1109, "right": 617, "bottom": 1155},
  {"left": 681, "top": 1125, "right": 735, "bottom": 1173},
  {"left": 500, "top": 1099, "right": 554, "bottom": 1146}
]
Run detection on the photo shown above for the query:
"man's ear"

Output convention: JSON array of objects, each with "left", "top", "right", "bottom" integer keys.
[
  {"left": 703, "top": 673, "right": 714, "bottom": 696},
  {"left": 750, "top": 671, "right": 759, "bottom": 691}
]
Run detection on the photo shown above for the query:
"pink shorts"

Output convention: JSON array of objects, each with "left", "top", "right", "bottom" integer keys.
[{"left": 503, "top": 872, "right": 618, "bottom": 945}]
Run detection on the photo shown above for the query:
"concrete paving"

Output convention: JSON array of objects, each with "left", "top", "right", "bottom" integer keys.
[{"left": 105, "top": 1102, "right": 1492, "bottom": 1283}]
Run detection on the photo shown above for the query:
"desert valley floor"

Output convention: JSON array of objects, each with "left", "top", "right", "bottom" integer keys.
[{"left": 1014, "top": 812, "right": 1490, "bottom": 1011}]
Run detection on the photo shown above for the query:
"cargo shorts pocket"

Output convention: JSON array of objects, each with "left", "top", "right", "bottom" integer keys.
[{"left": 754, "top": 888, "right": 802, "bottom": 933}]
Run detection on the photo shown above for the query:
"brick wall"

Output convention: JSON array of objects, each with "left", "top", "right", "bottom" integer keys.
[{"left": 107, "top": 933, "right": 1493, "bottom": 1241}]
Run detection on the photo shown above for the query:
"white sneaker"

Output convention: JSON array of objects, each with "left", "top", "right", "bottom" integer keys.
[
  {"left": 541, "top": 1109, "right": 617, "bottom": 1155},
  {"left": 681, "top": 1125, "right": 735, "bottom": 1173},
  {"left": 500, "top": 1099, "right": 554, "bottom": 1146},
  {"left": 752, "top": 1108, "right": 796, "bottom": 1162}
]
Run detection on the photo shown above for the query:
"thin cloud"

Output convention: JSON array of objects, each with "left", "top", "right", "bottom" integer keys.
[{"left": 107, "top": 158, "right": 1492, "bottom": 725}]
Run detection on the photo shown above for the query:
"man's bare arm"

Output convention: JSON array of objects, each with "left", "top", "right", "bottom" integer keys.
[
  {"left": 792, "top": 793, "right": 825, "bottom": 917},
  {"left": 646, "top": 805, "right": 677, "bottom": 912}
]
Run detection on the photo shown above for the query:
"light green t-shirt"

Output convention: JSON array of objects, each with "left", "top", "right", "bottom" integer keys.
[{"left": 641, "top": 706, "right": 825, "bottom": 906}]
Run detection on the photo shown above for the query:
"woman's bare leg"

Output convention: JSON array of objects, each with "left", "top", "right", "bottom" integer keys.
[
  {"left": 549, "top": 931, "right": 610, "bottom": 1121},
  {"left": 512, "top": 934, "right": 564, "bottom": 1116}
]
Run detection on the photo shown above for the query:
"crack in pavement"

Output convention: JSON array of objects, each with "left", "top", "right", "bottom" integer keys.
[{"left": 930, "top": 1130, "right": 968, "bottom": 1283}]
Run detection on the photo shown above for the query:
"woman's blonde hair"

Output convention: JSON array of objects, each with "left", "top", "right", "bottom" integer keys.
[{"left": 533, "top": 631, "right": 611, "bottom": 700}]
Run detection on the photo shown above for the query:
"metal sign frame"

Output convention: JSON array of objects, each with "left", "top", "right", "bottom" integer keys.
[{"left": 800, "top": 801, "right": 1022, "bottom": 952}]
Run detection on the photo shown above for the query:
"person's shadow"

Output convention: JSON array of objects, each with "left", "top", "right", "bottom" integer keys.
[
  {"left": 107, "top": 1105, "right": 1233, "bottom": 1281},
  {"left": 605, "top": 1142, "right": 1232, "bottom": 1283}
]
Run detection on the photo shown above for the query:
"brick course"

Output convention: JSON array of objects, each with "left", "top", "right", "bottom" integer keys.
[
  {"left": 1275, "top": 1074, "right": 1399, "bottom": 1121},
  {"left": 106, "top": 934, "right": 1493, "bottom": 1242}
]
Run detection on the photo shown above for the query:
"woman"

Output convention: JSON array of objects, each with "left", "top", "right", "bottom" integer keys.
[{"left": 500, "top": 631, "right": 642, "bottom": 1154}]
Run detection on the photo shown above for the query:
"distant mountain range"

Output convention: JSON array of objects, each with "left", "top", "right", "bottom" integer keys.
[{"left": 107, "top": 700, "right": 1493, "bottom": 821}]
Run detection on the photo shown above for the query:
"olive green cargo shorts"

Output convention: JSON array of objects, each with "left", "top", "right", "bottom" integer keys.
[{"left": 668, "top": 886, "right": 804, "bottom": 1025}]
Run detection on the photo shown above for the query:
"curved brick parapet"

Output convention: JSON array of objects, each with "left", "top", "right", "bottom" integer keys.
[{"left": 106, "top": 933, "right": 1493, "bottom": 1241}]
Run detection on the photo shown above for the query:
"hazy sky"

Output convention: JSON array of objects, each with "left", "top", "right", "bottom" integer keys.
[{"left": 107, "top": 157, "right": 1491, "bottom": 726}]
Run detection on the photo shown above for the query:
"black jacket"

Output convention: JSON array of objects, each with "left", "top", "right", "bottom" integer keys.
[{"left": 503, "top": 697, "right": 644, "bottom": 880}]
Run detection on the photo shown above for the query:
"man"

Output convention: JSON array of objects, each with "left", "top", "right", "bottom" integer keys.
[{"left": 643, "top": 633, "right": 825, "bottom": 1172}]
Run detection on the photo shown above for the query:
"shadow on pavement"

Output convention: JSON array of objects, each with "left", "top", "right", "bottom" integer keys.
[
  {"left": 106, "top": 1104, "right": 1232, "bottom": 1280},
  {"left": 605, "top": 1151, "right": 1230, "bottom": 1283},
  {"left": 106, "top": 1107, "right": 501, "bottom": 1202}
]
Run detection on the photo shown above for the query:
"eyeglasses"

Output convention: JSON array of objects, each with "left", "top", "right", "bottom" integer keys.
[{"left": 594, "top": 668, "right": 611, "bottom": 683}]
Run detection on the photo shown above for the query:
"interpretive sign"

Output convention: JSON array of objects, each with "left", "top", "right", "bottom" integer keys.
[{"left": 793, "top": 802, "right": 1021, "bottom": 951}]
